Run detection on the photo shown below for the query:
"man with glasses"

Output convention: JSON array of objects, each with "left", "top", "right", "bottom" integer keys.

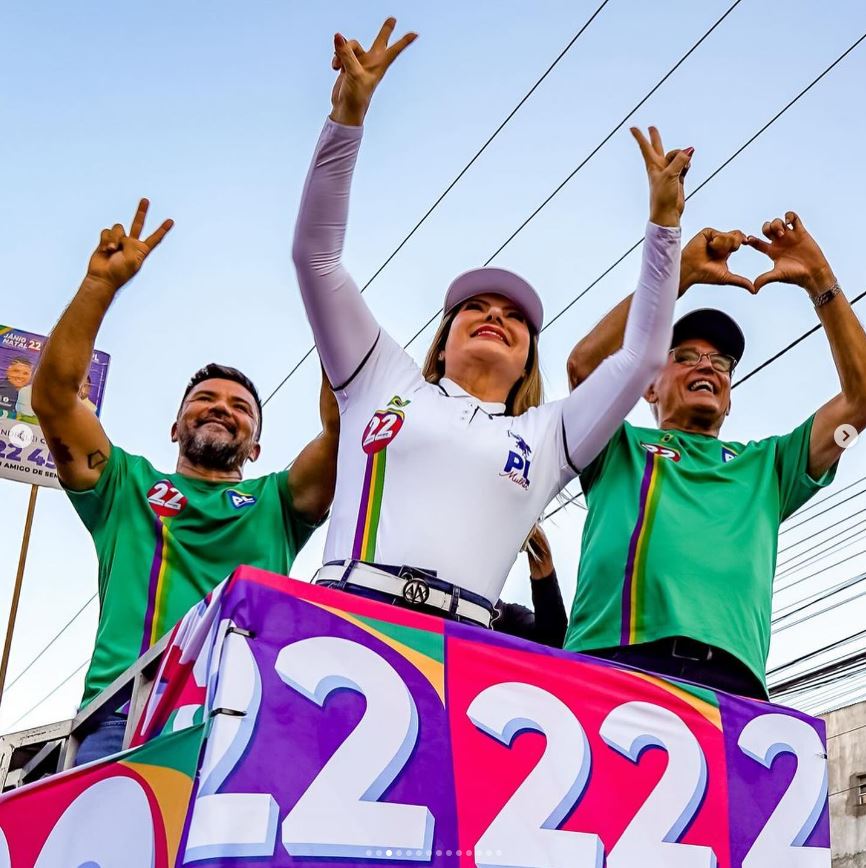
[{"left": 563, "top": 215, "right": 866, "bottom": 698}]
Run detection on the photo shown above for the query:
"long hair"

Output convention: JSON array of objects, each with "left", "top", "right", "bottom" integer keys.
[{"left": 421, "top": 308, "right": 544, "bottom": 416}]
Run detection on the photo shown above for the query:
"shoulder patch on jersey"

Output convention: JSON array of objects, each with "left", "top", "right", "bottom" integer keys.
[
  {"left": 226, "top": 489, "right": 257, "bottom": 509},
  {"left": 640, "top": 441, "right": 681, "bottom": 462},
  {"left": 387, "top": 394, "right": 411, "bottom": 409},
  {"left": 147, "top": 480, "right": 188, "bottom": 517},
  {"left": 721, "top": 446, "right": 738, "bottom": 463}
]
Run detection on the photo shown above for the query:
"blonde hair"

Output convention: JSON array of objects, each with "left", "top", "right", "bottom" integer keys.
[{"left": 421, "top": 308, "right": 544, "bottom": 416}]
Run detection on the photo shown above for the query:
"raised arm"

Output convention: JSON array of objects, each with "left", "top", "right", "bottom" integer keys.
[
  {"left": 746, "top": 212, "right": 866, "bottom": 478},
  {"left": 286, "top": 368, "right": 340, "bottom": 523},
  {"left": 567, "top": 229, "right": 755, "bottom": 389},
  {"left": 559, "top": 128, "right": 690, "bottom": 471},
  {"left": 32, "top": 199, "right": 172, "bottom": 490},
  {"left": 291, "top": 18, "right": 416, "bottom": 389}
]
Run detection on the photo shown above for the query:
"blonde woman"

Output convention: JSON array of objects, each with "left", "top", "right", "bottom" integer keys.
[{"left": 293, "top": 18, "right": 691, "bottom": 628}]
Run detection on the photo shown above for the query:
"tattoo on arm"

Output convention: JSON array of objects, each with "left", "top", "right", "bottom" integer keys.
[
  {"left": 46, "top": 437, "right": 74, "bottom": 465},
  {"left": 87, "top": 450, "right": 108, "bottom": 470}
]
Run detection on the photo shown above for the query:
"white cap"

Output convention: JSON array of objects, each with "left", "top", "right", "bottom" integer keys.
[{"left": 444, "top": 267, "right": 544, "bottom": 333}]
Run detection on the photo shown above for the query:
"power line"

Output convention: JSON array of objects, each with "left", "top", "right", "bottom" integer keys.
[
  {"left": 2, "top": 595, "right": 96, "bottom": 695},
  {"left": 780, "top": 479, "right": 866, "bottom": 535},
  {"left": 776, "top": 523, "right": 866, "bottom": 579},
  {"left": 6, "top": 658, "right": 89, "bottom": 732},
  {"left": 404, "top": 0, "right": 749, "bottom": 349},
  {"left": 735, "top": 289, "right": 866, "bottom": 392},
  {"left": 773, "top": 571, "right": 866, "bottom": 624},
  {"left": 767, "top": 626, "right": 866, "bottom": 679},
  {"left": 772, "top": 574, "right": 866, "bottom": 634},
  {"left": 260, "top": 0, "right": 613, "bottom": 407},
  {"left": 785, "top": 473, "right": 866, "bottom": 521},
  {"left": 778, "top": 501, "right": 866, "bottom": 554},
  {"left": 538, "top": 34, "right": 866, "bottom": 338}
]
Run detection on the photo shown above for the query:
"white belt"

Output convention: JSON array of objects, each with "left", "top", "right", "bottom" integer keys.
[{"left": 313, "top": 562, "right": 493, "bottom": 627}]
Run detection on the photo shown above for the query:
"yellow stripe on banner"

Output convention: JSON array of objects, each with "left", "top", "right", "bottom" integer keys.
[
  {"left": 314, "top": 602, "right": 445, "bottom": 704},
  {"left": 629, "top": 459, "right": 659, "bottom": 644},
  {"left": 628, "top": 670, "right": 723, "bottom": 730},
  {"left": 122, "top": 762, "right": 196, "bottom": 858},
  {"left": 150, "top": 522, "right": 171, "bottom": 647}
]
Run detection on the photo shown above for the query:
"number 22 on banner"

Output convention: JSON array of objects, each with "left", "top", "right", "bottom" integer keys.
[{"left": 184, "top": 634, "right": 829, "bottom": 866}]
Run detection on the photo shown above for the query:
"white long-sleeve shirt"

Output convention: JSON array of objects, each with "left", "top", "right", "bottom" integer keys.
[{"left": 293, "top": 119, "right": 680, "bottom": 603}]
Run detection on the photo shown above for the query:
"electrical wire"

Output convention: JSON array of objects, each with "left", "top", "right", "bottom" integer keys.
[
  {"left": 260, "top": 0, "right": 614, "bottom": 407},
  {"left": 2, "top": 595, "right": 96, "bottom": 695},
  {"left": 6, "top": 659, "right": 89, "bottom": 732}
]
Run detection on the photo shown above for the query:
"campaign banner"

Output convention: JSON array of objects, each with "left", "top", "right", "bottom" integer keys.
[
  {"left": 0, "top": 724, "right": 204, "bottom": 867},
  {"left": 0, "top": 567, "right": 831, "bottom": 866},
  {"left": 0, "top": 325, "right": 110, "bottom": 488}
]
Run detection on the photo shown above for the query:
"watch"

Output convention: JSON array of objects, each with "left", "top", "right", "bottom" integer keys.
[{"left": 813, "top": 282, "right": 841, "bottom": 308}]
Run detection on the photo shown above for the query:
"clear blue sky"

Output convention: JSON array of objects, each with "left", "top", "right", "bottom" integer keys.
[{"left": 2, "top": 0, "right": 866, "bottom": 730}]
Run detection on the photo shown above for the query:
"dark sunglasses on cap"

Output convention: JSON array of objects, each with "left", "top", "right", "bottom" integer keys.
[{"left": 669, "top": 346, "right": 737, "bottom": 374}]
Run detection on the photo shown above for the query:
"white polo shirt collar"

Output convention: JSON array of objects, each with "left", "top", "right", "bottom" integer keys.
[{"left": 437, "top": 377, "right": 507, "bottom": 416}]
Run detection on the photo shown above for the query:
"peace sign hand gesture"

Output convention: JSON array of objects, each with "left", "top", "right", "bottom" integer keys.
[
  {"left": 330, "top": 17, "right": 418, "bottom": 127},
  {"left": 745, "top": 212, "right": 836, "bottom": 297},
  {"left": 630, "top": 126, "right": 693, "bottom": 228},
  {"left": 86, "top": 198, "right": 173, "bottom": 293}
]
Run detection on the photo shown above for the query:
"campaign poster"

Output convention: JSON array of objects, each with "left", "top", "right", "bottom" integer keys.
[{"left": 0, "top": 325, "right": 110, "bottom": 488}]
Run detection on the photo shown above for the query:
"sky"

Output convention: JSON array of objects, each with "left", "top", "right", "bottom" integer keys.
[{"left": 2, "top": 0, "right": 866, "bottom": 732}]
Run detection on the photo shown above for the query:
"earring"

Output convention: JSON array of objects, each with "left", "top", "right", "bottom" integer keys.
[{"left": 438, "top": 352, "right": 445, "bottom": 361}]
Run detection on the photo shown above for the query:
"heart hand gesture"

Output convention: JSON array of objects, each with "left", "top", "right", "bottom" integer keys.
[
  {"left": 746, "top": 212, "right": 835, "bottom": 297},
  {"left": 330, "top": 18, "right": 418, "bottom": 127},
  {"left": 680, "top": 228, "right": 755, "bottom": 297}
]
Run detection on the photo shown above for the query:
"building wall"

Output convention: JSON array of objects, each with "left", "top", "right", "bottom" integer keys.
[{"left": 824, "top": 700, "right": 866, "bottom": 868}]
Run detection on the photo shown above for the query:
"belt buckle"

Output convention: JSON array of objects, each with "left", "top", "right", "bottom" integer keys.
[
  {"left": 671, "top": 637, "right": 711, "bottom": 662},
  {"left": 399, "top": 569, "right": 431, "bottom": 607}
]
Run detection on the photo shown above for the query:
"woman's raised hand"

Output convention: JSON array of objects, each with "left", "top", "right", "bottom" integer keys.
[
  {"left": 631, "top": 126, "right": 693, "bottom": 228},
  {"left": 330, "top": 17, "right": 417, "bottom": 127}
]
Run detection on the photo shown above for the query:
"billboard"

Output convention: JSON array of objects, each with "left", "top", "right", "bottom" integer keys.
[{"left": 0, "top": 325, "right": 110, "bottom": 488}]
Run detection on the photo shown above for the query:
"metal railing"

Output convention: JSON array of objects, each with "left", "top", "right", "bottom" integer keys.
[{"left": 0, "top": 633, "right": 169, "bottom": 791}]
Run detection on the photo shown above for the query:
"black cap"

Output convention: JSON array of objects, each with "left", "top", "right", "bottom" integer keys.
[
  {"left": 182, "top": 363, "right": 263, "bottom": 434},
  {"left": 671, "top": 308, "right": 745, "bottom": 364}
]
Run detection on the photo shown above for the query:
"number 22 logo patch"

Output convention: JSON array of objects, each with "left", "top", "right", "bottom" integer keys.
[
  {"left": 147, "top": 480, "right": 188, "bottom": 517},
  {"left": 362, "top": 409, "right": 405, "bottom": 455}
]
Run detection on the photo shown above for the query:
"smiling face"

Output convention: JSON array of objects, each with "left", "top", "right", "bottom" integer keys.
[
  {"left": 172, "top": 378, "right": 261, "bottom": 472},
  {"left": 6, "top": 360, "right": 33, "bottom": 390},
  {"left": 442, "top": 293, "right": 532, "bottom": 396},
  {"left": 645, "top": 337, "right": 733, "bottom": 435}
]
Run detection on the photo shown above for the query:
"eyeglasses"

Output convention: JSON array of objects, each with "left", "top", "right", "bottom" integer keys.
[{"left": 669, "top": 346, "right": 737, "bottom": 374}]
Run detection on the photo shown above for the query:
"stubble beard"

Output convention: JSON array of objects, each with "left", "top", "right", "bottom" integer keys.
[{"left": 178, "top": 424, "right": 250, "bottom": 472}]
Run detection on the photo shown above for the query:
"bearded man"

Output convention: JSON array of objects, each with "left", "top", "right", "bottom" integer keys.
[{"left": 32, "top": 199, "right": 339, "bottom": 763}]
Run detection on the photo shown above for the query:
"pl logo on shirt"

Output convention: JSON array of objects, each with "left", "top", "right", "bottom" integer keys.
[
  {"left": 227, "top": 490, "right": 257, "bottom": 510},
  {"left": 501, "top": 431, "right": 532, "bottom": 490}
]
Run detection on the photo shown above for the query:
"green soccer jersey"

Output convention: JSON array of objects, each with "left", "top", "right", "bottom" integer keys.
[
  {"left": 564, "top": 416, "right": 836, "bottom": 689},
  {"left": 67, "top": 446, "right": 316, "bottom": 706}
]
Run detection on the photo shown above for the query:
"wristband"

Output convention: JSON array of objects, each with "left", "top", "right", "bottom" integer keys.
[{"left": 813, "top": 282, "right": 841, "bottom": 308}]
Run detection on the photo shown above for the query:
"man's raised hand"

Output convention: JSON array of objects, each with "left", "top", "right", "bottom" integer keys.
[
  {"left": 87, "top": 199, "right": 173, "bottom": 293},
  {"left": 630, "top": 126, "right": 693, "bottom": 228},
  {"left": 746, "top": 212, "right": 836, "bottom": 297},
  {"left": 330, "top": 17, "right": 417, "bottom": 127},
  {"left": 679, "top": 228, "right": 755, "bottom": 297}
]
